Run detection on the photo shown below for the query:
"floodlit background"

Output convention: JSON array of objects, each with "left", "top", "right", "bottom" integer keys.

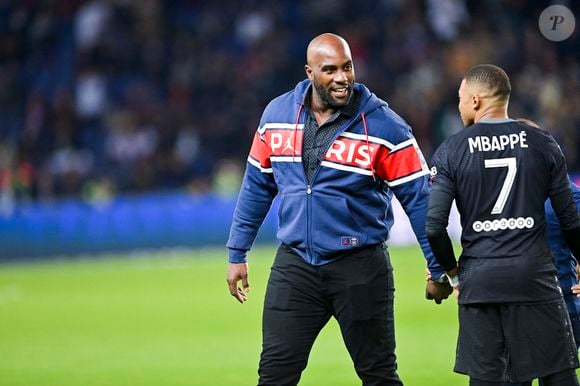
[{"left": 0, "top": 1, "right": 578, "bottom": 385}]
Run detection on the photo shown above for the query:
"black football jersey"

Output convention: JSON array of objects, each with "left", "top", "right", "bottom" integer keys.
[{"left": 430, "top": 119, "right": 578, "bottom": 303}]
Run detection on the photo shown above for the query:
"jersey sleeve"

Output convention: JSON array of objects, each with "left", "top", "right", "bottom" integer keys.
[
  {"left": 429, "top": 141, "right": 456, "bottom": 197},
  {"left": 226, "top": 118, "right": 278, "bottom": 263},
  {"left": 426, "top": 141, "right": 456, "bottom": 236},
  {"left": 425, "top": 140, "right": 458, "bottom": 271}
]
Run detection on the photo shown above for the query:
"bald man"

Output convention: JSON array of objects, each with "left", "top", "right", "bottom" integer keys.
[
  {"left": 226, "top": 33, "right": 449, "bottom": 385},
  {"left": 426, "top": 64, "right": 580, "bottom": 386}
]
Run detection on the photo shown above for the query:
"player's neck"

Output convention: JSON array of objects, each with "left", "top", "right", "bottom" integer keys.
[{"left": 474, "top": 106, "right": 508, "bottom": 124}]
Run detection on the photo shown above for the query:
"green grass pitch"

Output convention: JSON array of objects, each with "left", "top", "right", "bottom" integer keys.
[{"left": 0, "top": 245, "right": 552, "bottom": 385}]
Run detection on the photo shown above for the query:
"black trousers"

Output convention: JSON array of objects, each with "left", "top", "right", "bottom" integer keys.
[{"left": 258, "top": 244, "right": 402, "bottom": 386}]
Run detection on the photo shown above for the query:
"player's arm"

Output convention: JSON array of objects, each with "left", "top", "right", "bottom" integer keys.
[
  {"left": 226, "top": 127, "right": 278, "bottom": 303},
  {"left": 426, "top": 188, "right": 458, "bottom": 272},
  {"left": 425, "top": 143, "right": 459, "bottom": 282}
]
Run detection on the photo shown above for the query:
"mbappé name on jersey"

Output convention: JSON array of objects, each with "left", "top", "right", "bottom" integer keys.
[{"left": 468, "top": 130, "right": 527, "bottom": 154}]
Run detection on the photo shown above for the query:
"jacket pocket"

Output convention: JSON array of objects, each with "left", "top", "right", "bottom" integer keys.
[
  {"left": 310, "top": 193, "right": 368, "bottom": 253},
  {"left": 277, "top": 193, "right": 306, "bottom": 247}
]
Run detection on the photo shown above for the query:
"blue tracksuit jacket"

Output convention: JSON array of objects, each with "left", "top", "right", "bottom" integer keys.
[
  {"left": 546, "top": 181, "right": 580, "bottom": 318},
  {"left": 227, "top": 79, "right": 443, "bottom": 278}
]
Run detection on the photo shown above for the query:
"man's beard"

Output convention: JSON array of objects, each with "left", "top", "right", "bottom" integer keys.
[{"left": 312, "top": 79, "right": 351, "bottom": 109}]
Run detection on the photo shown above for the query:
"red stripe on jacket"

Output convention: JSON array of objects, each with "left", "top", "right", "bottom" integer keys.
[{"left": 378, "top": 144, "right": 423, "bottom": 182}]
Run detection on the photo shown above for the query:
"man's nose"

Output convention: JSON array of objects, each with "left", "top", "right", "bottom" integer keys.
[{"left": 335, "top": 70, "right": 348, "bottom": 83}]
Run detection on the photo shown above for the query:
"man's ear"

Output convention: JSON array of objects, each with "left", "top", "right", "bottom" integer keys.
[
  {"left": 472, "top": 95, "right": 481, "bottom": 111},
  {"left": 305, "top": 64, "right": 313, "bottom": 80}
]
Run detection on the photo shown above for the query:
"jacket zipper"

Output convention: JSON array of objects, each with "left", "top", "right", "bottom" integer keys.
[
  {"left": 306, "top": 184, "right": 312, "bottom": 263},
  {"left": 304, "top": 114, "right": 362, "bottom": 263}
]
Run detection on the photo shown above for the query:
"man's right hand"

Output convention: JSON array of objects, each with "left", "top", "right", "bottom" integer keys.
[
  {"left": 227, "top": 262, "right": 250, "bottom": 303},
  {"left": 425, "top": 278, "right": 453, "bottom": 304}
]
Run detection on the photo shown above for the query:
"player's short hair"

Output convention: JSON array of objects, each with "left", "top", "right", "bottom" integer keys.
[{"left": 464, "top": 64, "right": 511, "bottom": 102}]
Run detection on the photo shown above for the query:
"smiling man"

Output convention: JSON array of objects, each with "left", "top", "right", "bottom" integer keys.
[
  {"left": 226, "top": 33, "right": 450, "bottom": 386},
  {"left": 306, "top": 34, "right": 354, "bottom": 109}
]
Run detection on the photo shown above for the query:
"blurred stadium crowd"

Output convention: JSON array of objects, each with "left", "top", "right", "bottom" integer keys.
[{"left": 0, "top": 0, "right": 578, "bottom": 203}]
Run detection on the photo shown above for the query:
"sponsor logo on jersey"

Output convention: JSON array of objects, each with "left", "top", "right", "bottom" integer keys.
[{"left": 472, "top": 217, "right": 535, "bottom": 232}]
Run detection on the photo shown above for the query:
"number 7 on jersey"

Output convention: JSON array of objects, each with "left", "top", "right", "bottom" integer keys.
[{"left": 484, "top": 157, "right": 517, "bottom": 215}]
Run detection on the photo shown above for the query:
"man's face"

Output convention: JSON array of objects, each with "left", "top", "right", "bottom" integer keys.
[
  {"left": 458, "top": 79, "right": 475, "bottom": 127},
  {"left": 305, "top": 45, "right": 355, "bottom": 109}
]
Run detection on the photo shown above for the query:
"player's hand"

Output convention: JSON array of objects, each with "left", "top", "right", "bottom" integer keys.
[
  {"left": 425, "top": 279, "right": 453, "bottom": 304},
  {"left": 227, "top": 263, "right": 250, "bottom": 303},
  {"left": 572, "top": 283, "right": 580, "bottom": 298},
  {"left": 446, "top": 267, "right": 458, "bottom": 278},
  {"left": 425, "top": 268, "right": 453, "bottom": 304},
  {"left": 446, "top": 266, "right": 460, "bottom": 302}
]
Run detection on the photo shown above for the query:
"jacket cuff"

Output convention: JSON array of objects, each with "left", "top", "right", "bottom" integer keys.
[
  {"left": 429, "top": 266, "right": 446, "bottom": 281},
  {"left": 228, "top": 248, "right": 248, "bottom": 263}
]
